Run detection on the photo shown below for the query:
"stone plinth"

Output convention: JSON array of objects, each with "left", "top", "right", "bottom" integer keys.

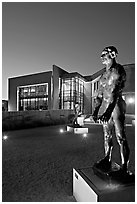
[{"left": 73, "top": 167, "right": 135, "bottom": 202}]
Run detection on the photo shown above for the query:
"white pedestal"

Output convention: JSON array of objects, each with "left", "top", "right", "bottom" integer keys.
[
  {"left": 73, "top": 167, "right": 135, "bottom": 202},
  {"left": 67, "top": 126, "right": 88, "bottom": 134},
  {"left": 73, "top": 168, "right": 97, "bottom": 202}
]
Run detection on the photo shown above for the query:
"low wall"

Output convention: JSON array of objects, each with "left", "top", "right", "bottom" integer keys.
[{"left": 2, "top": 109, "right": 74, "bottom": 131}]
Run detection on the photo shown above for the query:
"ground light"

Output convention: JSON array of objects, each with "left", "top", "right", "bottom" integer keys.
[
  {"left": 3, "top": 135, "right": 8, "bottom": 140},
  {"left": 59, "top": 129, "right": 64, "bottom": 133},
  {"left": 83, "top": 133, "right": 88, "bottom": 138}
]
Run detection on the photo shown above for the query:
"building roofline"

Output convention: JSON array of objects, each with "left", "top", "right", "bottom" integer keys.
[
  {"left": 62, "top": 72, "right": 87, "bottom": 81},
  {"left": 53, "top": 64, "right": 69, "bottom": 74},
  {"left": 84, "top": 67, "right": 105, "bottom": 81},
  {"left": 8, "top": 70, "right": 52, "bottom": 80},
  {"left": 123, "top": 63, "right": 135, "bottom": 67}
]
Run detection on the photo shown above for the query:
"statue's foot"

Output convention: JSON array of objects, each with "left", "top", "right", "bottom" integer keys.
[
  {"left": 120, "top": 163, "right": 129, "bottom": 174},
  {"left": 94, "top": 156, "right": 112, "bottom": 172}
]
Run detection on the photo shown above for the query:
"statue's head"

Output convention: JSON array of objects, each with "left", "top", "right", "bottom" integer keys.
[{"left": 101, "top": 46, "right": 118, "bottom": 66}]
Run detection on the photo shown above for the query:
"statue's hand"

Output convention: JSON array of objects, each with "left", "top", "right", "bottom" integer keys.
[
  {"left": 78, "top": 112, "right": 82, "bottom": 116},
  {"left": 92, "top": 114, "right": 98, "bottom": 123}
]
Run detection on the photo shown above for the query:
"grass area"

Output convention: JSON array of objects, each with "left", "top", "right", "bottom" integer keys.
[{"left": 2, "top": 124, "right": 135, "bottom": 202}]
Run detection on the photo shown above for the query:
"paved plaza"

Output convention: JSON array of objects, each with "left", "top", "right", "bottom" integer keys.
[{"left": 2, "top": 124, "right": 135, "bottom": 202}]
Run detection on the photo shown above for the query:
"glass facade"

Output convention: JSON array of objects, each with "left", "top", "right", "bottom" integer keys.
[
  {"left": 59, "top": 77, "right": 84, "bottom": 112},
  {"left": 18, "top": 83, "right": 48, "bottom": 111}
]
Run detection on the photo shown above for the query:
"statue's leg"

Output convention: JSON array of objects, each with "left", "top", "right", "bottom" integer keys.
[
  {"left": 102, "top": 119, "right": 114, "bottom": 162},
  {"left": 94, "top": 119, "right": 113, "bottom": 171},
  {"left": 76, "top": 116, "right": 78, "bottom": 125},
  {"left": 72, "top": 114, "right": 78, "bottom": 126},
  {"left": 113, "top": 100, "right": 130, "bottom": 172},
  {"left": 72, "top": 117, "right": 75, "bottom": 126}
]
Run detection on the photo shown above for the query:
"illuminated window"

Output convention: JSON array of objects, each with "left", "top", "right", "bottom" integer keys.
[
  {"left": 59, "top": 76, "right": 84, "bottom": 112},
  {"left": 18, "top": 83, "right": 48, "bottom": 111}
]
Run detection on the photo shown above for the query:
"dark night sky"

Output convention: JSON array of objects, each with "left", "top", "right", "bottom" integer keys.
[{"left": 2, "top": 2, "right": 135, "bottom": 99}]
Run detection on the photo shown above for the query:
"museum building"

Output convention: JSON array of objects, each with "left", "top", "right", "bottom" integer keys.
[{"left": 8, "top": 64, "right": 135, "bottom": 114}]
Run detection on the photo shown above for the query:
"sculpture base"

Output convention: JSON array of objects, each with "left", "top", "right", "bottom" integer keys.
[
  {"left": 67, "top": 125, "right": 88, "bottom": 134},
  {"left": 73, "top": 167, "right": 135, "bottom": 202},
  {"left": 92, "top": 162, "right": 135, "bottom": 185}
]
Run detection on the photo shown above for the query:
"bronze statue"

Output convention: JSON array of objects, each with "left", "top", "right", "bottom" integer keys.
[
  {"left": 72, "top": 102, "right": 82, "bottom": 127},
  {"left": 92, "top": 46, "right": 130, "bottom": 173}
]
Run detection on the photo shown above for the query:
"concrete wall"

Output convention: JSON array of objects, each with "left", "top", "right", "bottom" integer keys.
[
  {"left": 8, "top": 71, "right": 52, "bottom": 111},
  {"left": 2, "top": 109, "right": 74, "bottom": 131}
]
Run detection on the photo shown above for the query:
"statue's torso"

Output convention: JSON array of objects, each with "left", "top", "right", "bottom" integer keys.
[{"left": 97, "top": 64, "right": 126, "bottom": 115}]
